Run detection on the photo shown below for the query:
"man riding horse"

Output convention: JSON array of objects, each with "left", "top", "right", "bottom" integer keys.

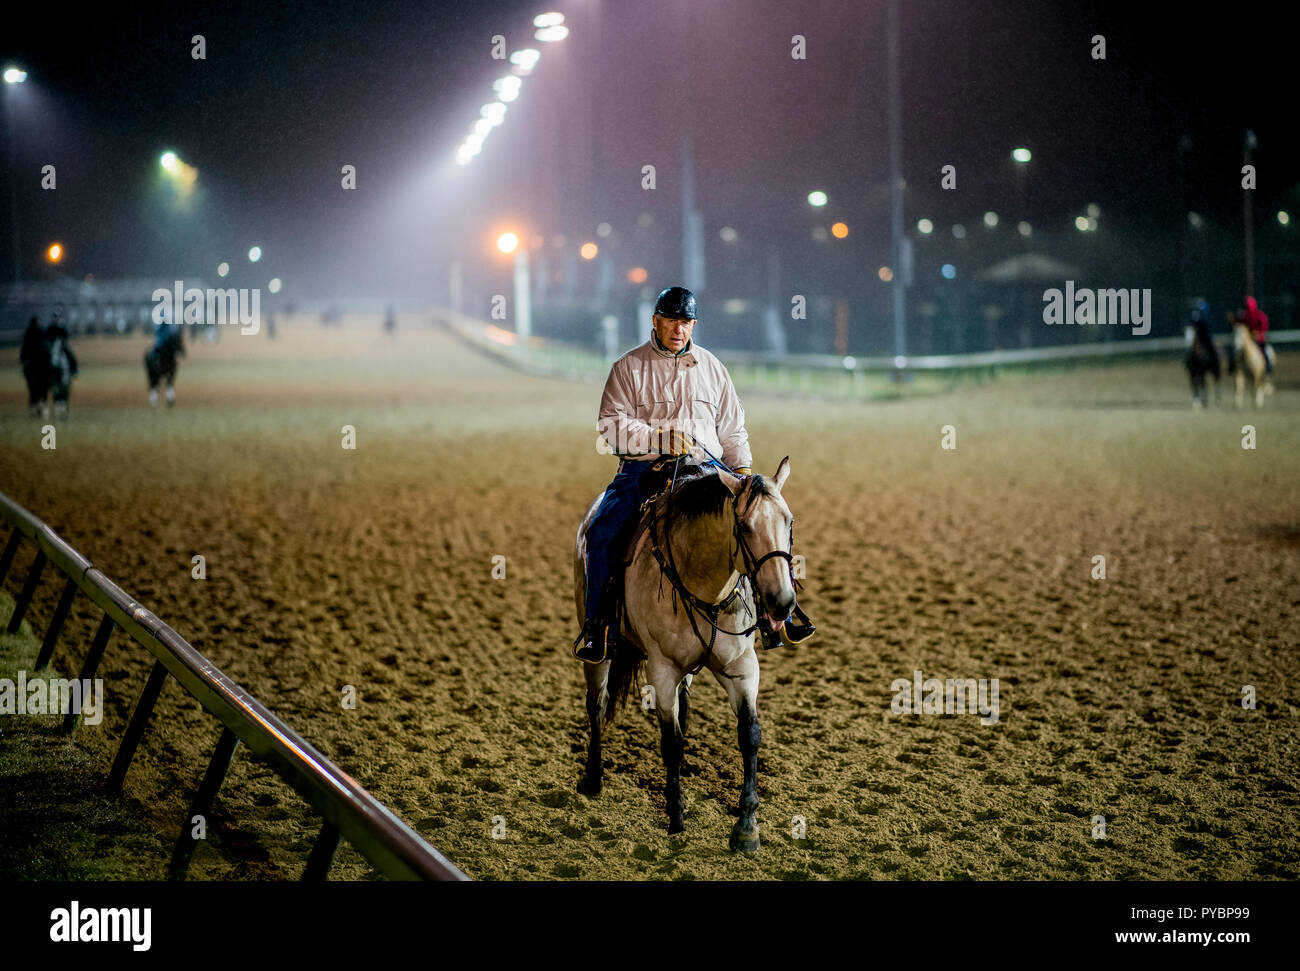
[{"left": 573, "top": 285, "right": 815, "bottom": 663}]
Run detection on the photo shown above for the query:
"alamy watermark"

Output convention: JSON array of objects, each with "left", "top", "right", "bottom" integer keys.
[
  {"left": 153, "top": 281, "right": 260, "bottom": 335},
  {"left": 890, "top": 670, "right": 1000, "bottom": 726},
  {"left": 0, "top": 672, "right": 104, "bottom": 725},
  {"left": 1042, "top": 281, "right": 1151, "bottom": 336}
]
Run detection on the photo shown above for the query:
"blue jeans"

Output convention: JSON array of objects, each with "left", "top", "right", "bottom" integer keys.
[{"left": 584, "top": 458, "right": 726, "bottom": 624}]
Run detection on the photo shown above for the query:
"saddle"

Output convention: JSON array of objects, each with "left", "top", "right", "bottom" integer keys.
[{"left": 591, "top": 458, "right": 718, "bottom": 647}]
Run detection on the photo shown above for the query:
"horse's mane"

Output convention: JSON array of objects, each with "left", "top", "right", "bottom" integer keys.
[{"left": 671, "top": 470, "right": 772, "bottom": 521}]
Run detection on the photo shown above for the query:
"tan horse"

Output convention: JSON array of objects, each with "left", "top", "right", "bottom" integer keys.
[
  {"left": 1233, "top": 323, "right": 1273, "bottom": 408},
  {"left": 573, "top": 458, "right": 797, "bottom": 851}
]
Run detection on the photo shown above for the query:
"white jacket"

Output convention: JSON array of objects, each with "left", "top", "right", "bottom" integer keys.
[{"left": 597, "top": 333, "right": 752, "bottom": 468}]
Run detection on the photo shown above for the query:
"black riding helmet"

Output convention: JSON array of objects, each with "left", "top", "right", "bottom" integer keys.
[{"left": 654, "top": 286, "right": 697, "bottom": 320}]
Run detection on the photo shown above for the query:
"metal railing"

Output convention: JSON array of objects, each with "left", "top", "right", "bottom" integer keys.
[
  {"left": 0, "top": 489, "right": 468, "bottom": 882},
  {"left": 437, "top": 306, "right": 1298, "bottom": 379}
]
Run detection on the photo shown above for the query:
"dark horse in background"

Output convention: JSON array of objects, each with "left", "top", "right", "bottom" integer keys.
[
  {"left": 20, "top": 317, "right": 50, "bottom": 418},
  {"left": 145, "top": 324, "right": 185, "bottom": 407},
  {"left": 1184, "top": 305, "right": 1221, "bottom": 409}
]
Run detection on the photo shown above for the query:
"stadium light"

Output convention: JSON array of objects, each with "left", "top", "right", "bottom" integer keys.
[
  {"left": 249, "top": 245, "right": 262, "bottom": 262},
  {"left": 536, "top": 25, "right": 569, "bottom": 42},
  {"left": 1012, "top": 147, "right": 1031, "bottom": 163},
  {"left": 217, "top": 262, "right": 229, "bottom": 278},
  {"left": 534, "top": 12, "right": 565, "bottom": 27},
  {"left": 268, "top": 278, "right": 282, "bottom": 294},
  {"left": 160, "top": 151, "right": 180, "bottom": 172},
  {"left": 497, "top": 232, "right": 519, "bottom": 254},
  {"left": 1279, "top": 211, "right": 1291, "bottom": 226},
  {"left": 3, "top": 67, "right": 28, "bottom": 84},
  {"left": 580, "top": 242, "right": 598, "bottom": 259},
  {"left": 983, "top": 211, "right": 999, "bottom": 227},
  {"left": 807, "top": 190, "right": 828, "bottom": 207},
  {"left": 46, "top": 242, "right": 63, "bottom": 263},
  {"left": 510, "top": 49, "right": 541, "bottom": 75},
  {"left": 916, "top": 218, "right": 933, "bottom": 235},
  {"left": 831, "top": 222, "right": 849, "bottom": 239}
]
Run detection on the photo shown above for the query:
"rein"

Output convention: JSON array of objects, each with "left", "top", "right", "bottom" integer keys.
[{"left": 647, "top": 472, "right": 796, "bottom": 676}]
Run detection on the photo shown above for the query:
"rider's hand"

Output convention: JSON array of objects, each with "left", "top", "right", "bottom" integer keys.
[
  {"left": 732, "top": 466, "right": 752, "bottom": 476},
  {"left": 654, "top": 428, "right": 695, "bottom": 456}
]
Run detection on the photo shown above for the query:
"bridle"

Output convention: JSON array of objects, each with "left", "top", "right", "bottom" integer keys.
[{"left": 648, "top": 471, "right": 798, "bottom": 676}]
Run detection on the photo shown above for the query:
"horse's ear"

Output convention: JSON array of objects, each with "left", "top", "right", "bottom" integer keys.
[
  {"left": 718, "top": 469, "right": 745, "bottom": 496},
  {"left": 774, "top": 456, "right": 791, "bottom": 491}
]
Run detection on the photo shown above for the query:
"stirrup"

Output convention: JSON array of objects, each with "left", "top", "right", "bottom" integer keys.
[
  {"left": 780, "top": 604, "right": 817, "bottom": 646},
  {"left": 572, "top": 621, "right": 610, "bottom": 664}
]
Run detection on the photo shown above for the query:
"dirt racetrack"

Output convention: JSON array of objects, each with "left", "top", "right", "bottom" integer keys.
[{"left": 1, "top": 316, "right": 1297, "bottom": 881}]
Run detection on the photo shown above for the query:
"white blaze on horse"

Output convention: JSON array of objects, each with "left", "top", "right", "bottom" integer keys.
[
  {"left": 573, "top": 457, "right": 798, "bottom": 852},
  {"left": 1232, "top": 323, "right": 1273, "bottom": 408}
]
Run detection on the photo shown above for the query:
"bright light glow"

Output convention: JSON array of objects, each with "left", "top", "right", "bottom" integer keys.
[
  {"left": 465, "top": 132, "right": 485, "bottom": 153},
  {"left": 493, "top": 76, "right": 522, "bottom": 102},
  {"left": 481, "top": 102, "right": 507, "bottom": 126},
  {"left": 535, "top": 25, "right": 569, "bottom": 41},
  {"left": 941, "top": 263, "right": 956, "bottom": 279},
  {"left": 878, "top": 266, "right": 893, "bottom": 282},
  {"left": 627, "top": 267, "right": 648, "bottom": 284},
  {"left": 580, "top": 242, "right": 598, "bottom": 260},
  {"left": 1086, "top": 216, "right": 1097, "bottom": 231},
  {"left": 1188, "top": 211, "right": 1203, "bottom": 228},
  {"left": 510, "top": 49, "right": 541, "bottom": 75},
  {"left": 724, "top": 299, "right": 746, "bottom": 314},
  {"left": 268, "top": 278, "right": 282, "bottom": 294},
  {"left": 1075, "top": 216, "right": 1090, "bottom": 232},
  {"left": 952, "top": 224, "right": 967, "bottom": 239},
  {"left": 1086, "top": 202, "right": 1100, "bottom": 218},
  {"left": 160, "top": 151, "right": 179, "bottom": 171},
  {"left": 217, "top": 262, "right": 230, "bottom": 278},
  {"left": 3, "top": 68, "right": 27, "bottom": 84},
  {"left": 46, "top": 243, "right": 63, "bottom": 263},
  {"left": 473, "top": 118, "right": 493, "bottom": 137},
  {"left": 1012, "top": 147, "right": 1032, "bottom": 163},
  {"left": 596, "top": 222, "right": 612, "bottom": 237},
  {"left": 534, "top": 12, "right": 565, "bottom": 27},
  {"left": 842, "top": 356, "right": 857, "bottom": 370},
  {"left": 497, "top": 232, "right": 519, "bottom": 254},
  {"left": 983, "top": 211, "right": 998, "bottom": 227},
  {"left": 1018, "top": 221, "right": 1032, "bottom": 236},
  {"left": 807, "top": 190, "right": 828, "bottom": 207},
  {"left": 893, "top": 355, "right": 907, "bottom": 369},
  {"left": 831, "top": 222, "right": 849, "bottom": 239},
  {"left": 455, "top": 146, "right": 475, "bottom": 165},
  {"left": 249, "top": 246, "right": 262, "bottom": 262},
  {"left": 1279, "top": 210, "right": 1291, "bottom": 226},
  {"left": 916, "top": 218, "right": 933, "bottom": 235},
  {"left": 719, "top": 226, "right": 738, "bottom": 243}
]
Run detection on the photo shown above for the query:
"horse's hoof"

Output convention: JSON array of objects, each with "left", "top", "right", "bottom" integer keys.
[
  {"left": 730, "top": 826, "right": 760, "bottom": 853},
  {"left": 577, "top": 774, "right": 602, "bottom": 797},
  {"left": 667, "top": 819, "right": 685, "bottom": 835}
]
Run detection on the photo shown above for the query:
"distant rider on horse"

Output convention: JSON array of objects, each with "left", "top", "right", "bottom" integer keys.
[
  {"left": 574, "top": 285, "right": 815, "bottom": 663},
  {"left": 1241, "top": 296, "right": 1274, "bottom": 374},
  {"left": 147, "top": 313, "right": 185, "bottom": 407}
]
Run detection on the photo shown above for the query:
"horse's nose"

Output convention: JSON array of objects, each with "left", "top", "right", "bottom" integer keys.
[{"left": 762, "top": 589, "right": 794, "bottom": 621}]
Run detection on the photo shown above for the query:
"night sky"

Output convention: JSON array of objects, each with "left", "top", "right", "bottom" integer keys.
[{"left": 3, "top": 0, "right": 1297, "bottom": 307}]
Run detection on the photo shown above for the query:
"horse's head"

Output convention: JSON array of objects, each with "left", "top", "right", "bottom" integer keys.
[{"left": 719, "top": 456, "right": 796, "bottom": 634}]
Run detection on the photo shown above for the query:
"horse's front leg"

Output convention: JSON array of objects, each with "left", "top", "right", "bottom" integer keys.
[
  {"left": 716, "top": 648, "right": 762, "bottom": 852},
  {"left": 578, "top": 661, "right": 609, "bottom": 796},
  {"left": 649, "top": 661, "right": 686, "bottom": 833}
]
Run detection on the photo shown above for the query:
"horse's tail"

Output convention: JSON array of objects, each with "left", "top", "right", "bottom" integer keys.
[{"left": 603, "top": 637, "right": 643, "bottom": 726}]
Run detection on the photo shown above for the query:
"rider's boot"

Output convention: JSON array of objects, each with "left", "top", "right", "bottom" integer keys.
[
  {"left": 149, "top": 388, "right": 159, "bottom": 408},
  {"left": 759, "top": 603, "right": 817, "bottom": 650},
  {"left": 573, "top": 616, "right": 611, "bottom": 664}
]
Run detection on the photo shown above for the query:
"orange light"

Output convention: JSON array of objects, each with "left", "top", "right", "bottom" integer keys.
[
  {"left": 497, "top": 232, "right": 519, "bottom": 254},
  {"left": 627, "top": 266, "right": 647, "bottom": 284},
  {"left": 580, "top": 242, "right": 598, "bottom": 260},
  {"left": 831, "top": 222, "right": 849, "bottom": 239},
  {"left": 878, "top": 266, "right": 893, "bottom": 282},
  {"left": 46, "top": 243, "right": 63, "bottom": 263}
]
